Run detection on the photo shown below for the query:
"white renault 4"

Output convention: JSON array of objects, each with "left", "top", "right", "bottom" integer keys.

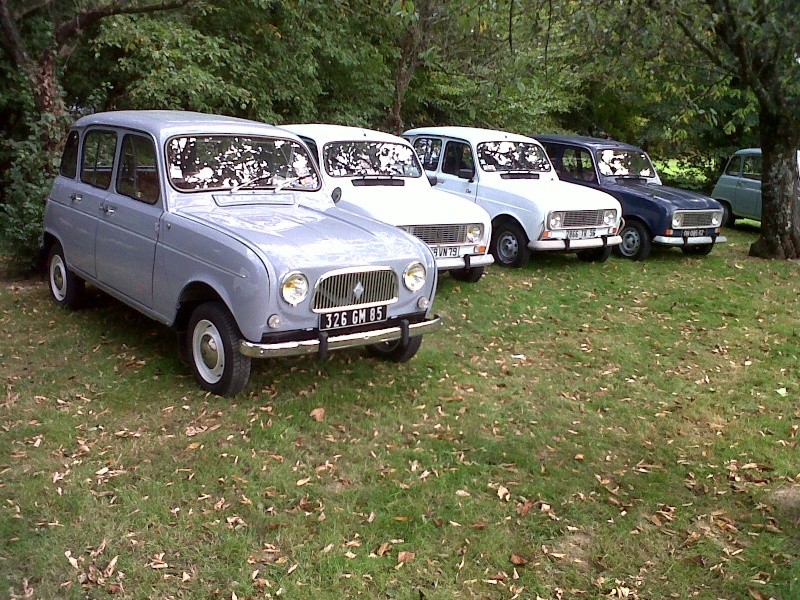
[
  {"left": 283, "top": 124, "right": 494, "bottom": 282},
  {"left": 403, "top": 126, "right": 623, "bottom": 267}
]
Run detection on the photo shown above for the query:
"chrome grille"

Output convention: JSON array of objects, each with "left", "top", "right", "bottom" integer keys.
[
  {"left": 403, "top": 224, "right": 468, "bottom": 245},
  {"left": 563, "top": 210, "right": 605, "bottom": 228},
  {"left": 676, "top": 211, "right": 716, "bottom": 228},
  {"left": 312, "top": 267, "right": 398, "bottom": 313}
]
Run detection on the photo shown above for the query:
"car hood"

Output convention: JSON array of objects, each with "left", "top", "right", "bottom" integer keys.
[
  {"left": 482, "top": 177, "right": 621, "bottom": 211},
  {"left": 606, "top": 180, "right": 721, "bottom": 209},
  {"left": 179, "top": 202, "right": 427, "bottom": 273},
  {"left": 338, "top": 181, "right": 491, "bottom": 226}
]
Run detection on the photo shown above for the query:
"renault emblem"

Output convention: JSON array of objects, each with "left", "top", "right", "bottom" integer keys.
[{"left": 353, "top": 281, "right": 365, "bottom": 300}]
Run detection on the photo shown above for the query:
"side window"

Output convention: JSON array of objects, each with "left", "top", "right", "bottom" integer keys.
[
  {"left": 300, "top": 137, "right": 320, "bottom": 167},
  {"left": 412, "top": 138, "right": 442, "bottom": 171},
  {"left": 442, "top": 141, "right": 474, "bottom": 177},
  {"left": 81, "top": 130, "right": 117, "bottom": 189},
  {"left": 742, "top": 155, "right": 762, "bottom": 181},
  {"left": 561, "top": 147, "right": 596, "bottom": 183},
  {"left": 724, "top": 155, "right": 743, "bottom": 176},
  {"left": 60, "top": 131, "right": 80, "bottom": 179},
  {"left": 541, "top": 143, "right": 560, "bottom": 165},
  {"left": 117, "top": 134, "right": 160, "bottom": 204}
]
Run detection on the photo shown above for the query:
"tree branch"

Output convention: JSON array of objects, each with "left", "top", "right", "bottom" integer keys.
[
  {"left": 13, "top": 0, "right": 57, "bottom": 21},
  {"left": 0, "top": 0, "right": 34, "bottom": 71},
  {"left": 55, "top": 0, "right": 192, "bottom": 51}
]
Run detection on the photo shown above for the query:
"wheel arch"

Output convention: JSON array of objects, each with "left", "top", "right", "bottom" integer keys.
[{"left": 174, "top": 281, "right": 229, "bottom": 333}]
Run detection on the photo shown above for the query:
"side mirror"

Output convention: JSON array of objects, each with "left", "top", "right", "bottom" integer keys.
[
  {"left": 331, "top": 187, "right": 342, "bottom": 203},
  {"left": 427, "top": 174, "right": 438, "bottom": 186},
  {"left": 457, "top": 167, "right": 475, "bottom": 181}
]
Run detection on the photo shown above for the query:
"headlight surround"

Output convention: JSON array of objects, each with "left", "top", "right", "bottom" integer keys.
[
  {"left": 603, "top": 209, "right": 617, "bottom": 226},
  {"left": 672, "top": 212, "right": 684, "bottom": 228},
  {"left": 548, "top": 212, "right": 563, "bottom": 229},
  {"left": 403, "top": 261, "right": 426, "bottom": 292},
  {"left": 711, "top": 211, "right": 722, "bottom": 226},
  {"left": 281, "top": 272, "right": 309, "bottom": 306},
  {"left": 466, "top": 224, "right": 483, "bottom": 243}
]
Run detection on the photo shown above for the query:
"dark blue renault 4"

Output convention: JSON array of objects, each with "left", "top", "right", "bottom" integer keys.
[{"left": 536, "top": 135, "right": 726, "bottom": 260}]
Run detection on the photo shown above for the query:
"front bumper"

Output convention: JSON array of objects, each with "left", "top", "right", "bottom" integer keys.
[
  {"left": 239, "top": 315, "right": 443, "bottom": 359},
  {"left": 529, "top": 235, "right": 622, "bottom": 251},
  {"left": 436, "top": 253, "right": 495, "bottom": 271},
  {"left": 653, "top": 235, "right": 727, "bottom": 246}
]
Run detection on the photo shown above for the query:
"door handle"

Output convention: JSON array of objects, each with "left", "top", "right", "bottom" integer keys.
[
  {"left": 70, "top": 193, "right": 82, "bottom": 202},
  {"left": 101, "top": 204, "right": 115, "bottom": 215}
]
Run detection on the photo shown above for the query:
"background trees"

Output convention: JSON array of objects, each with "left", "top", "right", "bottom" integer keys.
[{"left": 1, "top": 0, "right": 797, "bottom": 265}]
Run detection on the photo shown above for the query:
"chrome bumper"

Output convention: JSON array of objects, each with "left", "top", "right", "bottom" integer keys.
[
  {"left": 529, "top": 235, "right": 622, "bottom": 251},
  {"left": 653, "top": 235, "right": 727, "bottom": 245},
  {"left": 239, "top": 315, "right": 443, "bottom": 359},
  {"left": 436, "top": 253, "right": 495, "bottom": 271}
]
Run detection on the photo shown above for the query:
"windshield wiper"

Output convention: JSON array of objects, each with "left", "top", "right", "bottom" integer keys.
[
  {"left": 272, "top": 175, "right": 305, "bottom": 193},
  {"left": 614, "top": 175, "right": 647, "bottom": 181},
  {"left": 501, "top": 170, "right": 539, "bottom": 179},
  {"left": 231, "top": 173, "right": 274, "bottom": 193}
]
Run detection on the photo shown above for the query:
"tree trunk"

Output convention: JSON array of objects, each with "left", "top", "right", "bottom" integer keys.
[{"left": 749, "top": 108, "right": 800, "bottom": 259}]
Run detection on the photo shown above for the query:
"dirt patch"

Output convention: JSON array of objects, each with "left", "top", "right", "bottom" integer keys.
[
  {"left": 549, "top": 532, "right": 594, "bottom": 571},
  {"left": 769, "top": 486, "right": 800, "bottom": 516}
]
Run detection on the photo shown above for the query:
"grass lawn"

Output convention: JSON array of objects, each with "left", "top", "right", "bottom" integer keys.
[{"left": 1, "top": 222, "right": 798, "bottom": 599}]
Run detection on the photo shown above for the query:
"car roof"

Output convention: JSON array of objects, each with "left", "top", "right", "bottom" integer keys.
[
  {"left": 403, "top": 126, "right": 539, "bottom": 146},
  {"left": 72, "top": 110, "right": 297, "bottom": 142},
  {"left": 534, "top": 133, "right": 645, "bottom": 153},
  {"left": 732, "top": 148, "right": 761, "bottom": 155},
  {"left": 281, "top": 124, "right": 410, "bottom": 146}
]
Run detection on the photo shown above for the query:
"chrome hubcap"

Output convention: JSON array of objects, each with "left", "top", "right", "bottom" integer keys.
[
  {"left": 50, "top": 255, "right": 67, "bottom": 301},
  {"left": 193, "top": 319, "right": 225, "bottom": 384}
]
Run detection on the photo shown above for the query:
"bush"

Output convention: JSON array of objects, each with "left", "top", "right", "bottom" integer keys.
[{"left": 0, "top": 113, "right": 66, "bottom": 269}]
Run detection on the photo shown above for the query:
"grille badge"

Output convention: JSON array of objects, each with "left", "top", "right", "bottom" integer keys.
[{"left": 353, "top": 281, "right": 365, "bottom": 300}]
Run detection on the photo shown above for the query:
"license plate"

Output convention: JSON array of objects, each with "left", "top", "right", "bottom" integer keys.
[
  {"left": 432, "top": 246, "right": 460, "bottom": 258},
  {"left": 566, "top": 228, "right": 596, "bottom": 239},
  {"left": 320, "top": 305, "right": 387, "bottom": 330},
  {"left": 682, "top": 229, "right": 704, "bottom": 237}
]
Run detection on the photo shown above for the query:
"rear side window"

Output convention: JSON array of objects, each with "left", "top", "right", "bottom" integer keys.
[
  {"left": 60, "top": 131, "right": 80, "bottom": 179},
  {"left": 724, "top": 155, "right": 743, "bottom": 176},
  {"left": 412, "top": 138, "right": 442, "bottom": 171},
  {"left": 81, "top": 130, "right": 117, "bottom": 189},
  {"left": 742, "top": 155, "right": 762, "bottom": 181},
  {"left": 117, "top": 134, "right": 160, "bottom": 204}
]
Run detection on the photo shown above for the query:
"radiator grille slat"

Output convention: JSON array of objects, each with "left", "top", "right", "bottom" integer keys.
[
  {"left": 312, "top": 268, "right": 399, "bottom": 313},
  {"left": 562, "top": 210, "right": 605, "bottom": 228},
  {"left": 676, "top": 211, "right": 716, "bottom": 228},
  {"left": 403, "top": 224, "right": 468, "bottom": 245}
]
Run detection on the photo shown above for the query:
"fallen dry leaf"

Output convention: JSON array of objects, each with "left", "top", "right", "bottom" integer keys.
[
  {"left": 397, "top": 551, "right": 415, "bottom": 564},
  {"left": 510, "top": 553, "right": 528, "bottom": 566},
  {"left": 310, "top": 407, "right": 325, "bottom": 422}
]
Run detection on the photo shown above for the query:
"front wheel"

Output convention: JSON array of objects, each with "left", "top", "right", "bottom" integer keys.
[
  {"left": 367, "top": 335, "right": 422, "bottom": 363},
  {"left": 491, "top": 221, "right": 530, "bottom": 268},
  {"left": 186, "top": 301, "right": 251, "bottom": 396},
  {"left": 577, "top": 246, "right": 612, "bottom": 263},
  {"left": 47, "top": 243, "right": 84, "bottom": 309},
  {"left": 720, "top": 201, "right": 736, "bottom": 227},
  {"left": 614, "top": 220, "right": 652, "bottom": 261},
  {"left": 450, "top": 265, "right": 485, "bottom": 283},
  {"left": 681, "top": 244, "right": 714, "bottom": 256}
]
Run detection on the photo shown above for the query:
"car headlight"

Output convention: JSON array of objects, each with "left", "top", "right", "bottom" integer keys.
[
  {"left": 711, "top": 211, "right": 721, "bottom": 226},
  {"left": 548, "top": 212, "right": 563, "bottom": 229},
  {"left": 672, "top": 213, "right": 684, "bottom": 228},
  {"left": 466, "top": 224, "right": 483, "bottom": 243},
  {"left": 281, "top": 272, "right": 309, "bottom": 306},
  {"left": 403, "top": 262, "right": 426, "bottom": 292},
  {"left": 603, "top": 209, "right": 617, "bottom": 226}
]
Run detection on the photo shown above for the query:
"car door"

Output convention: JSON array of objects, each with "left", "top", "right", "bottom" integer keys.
[
  {"left": 735, "top": 153, "right": 763, "bottom": 219},
  {"left": 94, "top": 131, "right": 162, "bottom": 308},
  {"left": 432, "top": 139, "right": 478, "bottom": 202},
  {"left": 715, "top": 154, "right": 743, "bottom": 212}
]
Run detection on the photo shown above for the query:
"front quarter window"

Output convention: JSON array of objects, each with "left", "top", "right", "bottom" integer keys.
[
  {"left": 167, "top": 135, "right": 320, "bottom": 192},
  {"left": 60, "top": 131, "right": 80, "bottom": 179}
]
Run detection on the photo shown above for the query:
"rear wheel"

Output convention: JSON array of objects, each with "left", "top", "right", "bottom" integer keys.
[
  {"left": 577, "top": 246, "right": 612, "bottom": 263},
  {"left": 47, "top": 243, "right": 84, "bottom": 309},
  {"left": 682, "top": 243, "right": 714, "bottom": 256},
  {"left": 614, "top": 220, "right": 652, "bottom": 261},
  {"left": 450, "top": 265, "right": 485, "bottom": 282},
  {"left": 186, "top": 301, "right": 251, "bottom": 396},
  {"left": 491, "top": 220, "right": 530, "bottom": 268},
  {"left": 367, "top": 335, "right": 422, "bottom": 362}
]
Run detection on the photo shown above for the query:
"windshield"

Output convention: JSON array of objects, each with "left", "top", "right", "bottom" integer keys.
[
  {"left": 596, "top": 148, "right": 656, "bottom": 178},
  {"left": 323, "top": 141, "right": 422, "bottom": 178},
  {"left": 477, "top": 141, "right": 551, "bottom": 172},
  {"left": 167, "top": 135, "right": 320, "bottom": 192}
]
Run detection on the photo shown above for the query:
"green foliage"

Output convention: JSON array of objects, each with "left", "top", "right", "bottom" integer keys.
[{"left": 0, "top": 112, "right": 67, "bottom": 269}]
